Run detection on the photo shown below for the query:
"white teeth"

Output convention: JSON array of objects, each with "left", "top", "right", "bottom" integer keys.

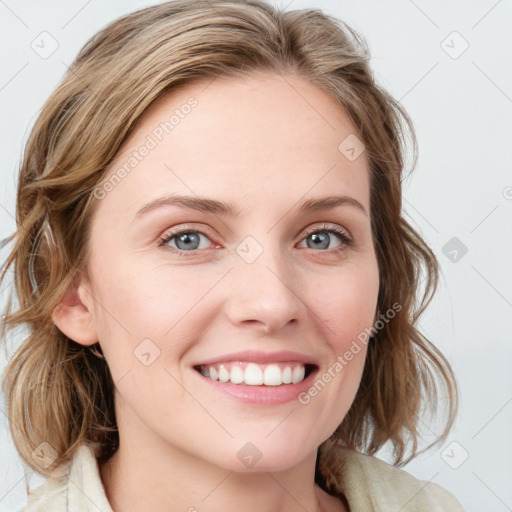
[
  {"left": 218, "top": 365, "right": 230, "bottom": 382},
  {"left": 230, "top": 365, "right": 244, "bottom": 384},
  {"left": 200, "top": 362, "right": 308, "bottom": 386},
  {"left": 263, "top": 364, "right": 282, "bottom": 386},
  {"left": 244, "top": 363, "right": 263, "bottom": 385},
  {"left": 282, "top": 366, "right": 292, "bottom": 384},
  {"left": 292, "top": 365, "right": 305, "bottom": 384}
]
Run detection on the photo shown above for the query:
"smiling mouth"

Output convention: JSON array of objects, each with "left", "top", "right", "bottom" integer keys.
[{"left": 193, "top": 362, "right": 317, "bottom": 386}]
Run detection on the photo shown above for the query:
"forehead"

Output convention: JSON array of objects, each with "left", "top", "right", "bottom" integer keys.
[{"left": 96, "top": 71, "right": 370, "bottom": 220}]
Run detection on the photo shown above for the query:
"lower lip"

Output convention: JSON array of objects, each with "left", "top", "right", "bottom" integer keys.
[{"left": 194, "top": 368, "right": 318, "bottom": 405}]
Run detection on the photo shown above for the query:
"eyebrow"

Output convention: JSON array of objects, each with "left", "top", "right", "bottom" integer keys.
[{"left": 135, "top": 193, "right": 368, "bottom": 219}]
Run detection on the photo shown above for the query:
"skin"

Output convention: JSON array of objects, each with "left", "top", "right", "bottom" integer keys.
[{"left": 53, "top": 71, "right": 380, "bottom": 512}]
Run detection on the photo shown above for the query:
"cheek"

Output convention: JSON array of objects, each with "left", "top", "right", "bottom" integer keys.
[
  {"left": 92, "top": 261, "right": 212, "bottom": 337},
  {"left": 89, "top": 260, "right": 224, "bottom": 375},
  {"left": 311, "top": 262, "right": 379, "bottom": 352},
  {"left": 296, "top": 262, "right": 378, "bottom": 433}
]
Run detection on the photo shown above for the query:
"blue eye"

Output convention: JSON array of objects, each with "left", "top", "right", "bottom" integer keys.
[
  {"left": 160, "top": 230, "right": 211, "bottom": 252},
  {"left": 299, "top": 225, "right": 352, "bottom": 251},
  {"left": 158, "top": 223, "right": 352, "bottom": 257},
  {"left": 298, "top": 229, "right": 350, "bottom": 249}
]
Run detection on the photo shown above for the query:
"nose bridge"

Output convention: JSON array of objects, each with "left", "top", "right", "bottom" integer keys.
[{"left": 224, "top": 234, "right": 303, "bottom": 332}]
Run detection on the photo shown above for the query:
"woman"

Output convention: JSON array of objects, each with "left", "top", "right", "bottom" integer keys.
[{"left": 1, "top": 1, "right": 464, "bottom": 510}]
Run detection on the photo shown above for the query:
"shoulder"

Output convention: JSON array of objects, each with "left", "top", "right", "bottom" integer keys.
[
  {"left": 22, "top": 444, "right": 113, "bottom": 512},
  {"left": 22, "top": 475, "right": 68, "bottom": 511},
  {"left": 321, "top": 447, "right": 466, "bottom": 511},
  {"left": 22, "top": 461, "right": 69, "bottom": 512}
]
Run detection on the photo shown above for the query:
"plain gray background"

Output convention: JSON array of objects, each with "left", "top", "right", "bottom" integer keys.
[{"left": 1, "top": 0, "right": 511, "bottom": 510}]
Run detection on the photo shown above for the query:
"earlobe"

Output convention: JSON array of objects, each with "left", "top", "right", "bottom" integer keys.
[{"left": 51, "top": 275, "right": 98, "bottom": 346}]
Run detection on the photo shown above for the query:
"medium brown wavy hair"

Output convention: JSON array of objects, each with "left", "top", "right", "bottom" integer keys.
[{"left": 1, "top": 0, "right": 457, "bottom": 484}]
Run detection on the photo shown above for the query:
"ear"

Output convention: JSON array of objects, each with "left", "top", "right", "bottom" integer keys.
[{"left": 52, "top": 273, "right": 98, "bottom": 346}]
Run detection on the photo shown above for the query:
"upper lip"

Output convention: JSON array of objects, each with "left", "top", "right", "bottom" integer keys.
[{"left": 193, "top": 350, "right": 318, "bottom": 367}]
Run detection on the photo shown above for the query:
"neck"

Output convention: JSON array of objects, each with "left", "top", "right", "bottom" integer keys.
[{"left": 99, "top": 435, "right": 345, "bottom": 512}]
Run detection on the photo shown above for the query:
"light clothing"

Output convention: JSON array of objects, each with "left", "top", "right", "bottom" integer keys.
[{"left": 23, "top": 442, "right": 465, "bottom": 511}]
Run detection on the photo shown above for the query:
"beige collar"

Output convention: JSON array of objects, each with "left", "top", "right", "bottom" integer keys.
[{"left": 26, "top": 441, "right": 464, "bottom": 511}]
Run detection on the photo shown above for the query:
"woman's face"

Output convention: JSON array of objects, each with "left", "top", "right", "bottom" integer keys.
[{"left": 77, "top": 71, "right": 379, "bottom": 472}]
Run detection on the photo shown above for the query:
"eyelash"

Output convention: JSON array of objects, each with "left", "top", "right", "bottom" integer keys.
[{"left": 158, "top": 223, "right": 353, "bottom": 258}]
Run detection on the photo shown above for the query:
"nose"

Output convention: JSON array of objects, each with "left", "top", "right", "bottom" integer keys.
[{"left": 223, "top": 247, "right": 303, "bottom": 335}]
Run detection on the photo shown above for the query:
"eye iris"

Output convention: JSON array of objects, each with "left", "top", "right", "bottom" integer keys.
[
  {"left": 176, "top": 232, "right": 200, "bottom": 250},
  {"left": 308, "top": 232, "right": 329, "bottom": 250},
  {"left": 168, "top": 229, "right": 341, "bottom": 252}
]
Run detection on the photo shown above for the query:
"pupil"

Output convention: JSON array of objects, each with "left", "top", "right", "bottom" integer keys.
[
  {"left": 309, "top": 232, "right": 329, "bottom": 250},
  {"left": 177, "top": 233, "right": 199, "bottom": 250}
]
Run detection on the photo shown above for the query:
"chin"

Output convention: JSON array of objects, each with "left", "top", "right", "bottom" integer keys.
[{"left": 206, "top": 429, "right": 323, "bottom": 474}]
